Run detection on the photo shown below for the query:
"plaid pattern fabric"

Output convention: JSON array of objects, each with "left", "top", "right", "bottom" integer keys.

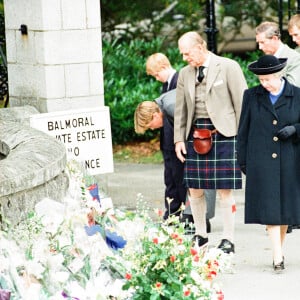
[{"left": 184, "top": 118, "right": 242, "bottom": 189}]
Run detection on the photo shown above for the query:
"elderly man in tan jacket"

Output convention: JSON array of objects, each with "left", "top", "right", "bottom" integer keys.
[{"left": 174, "top": 31, "right": 247, "bottom": 253}]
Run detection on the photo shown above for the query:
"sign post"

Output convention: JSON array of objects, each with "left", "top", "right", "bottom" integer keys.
[{"left": 30, "top": 107, "right": 114, "bottom": 175}]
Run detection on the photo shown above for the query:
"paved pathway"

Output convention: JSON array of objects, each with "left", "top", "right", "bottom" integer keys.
[{"left": 98, "top": 162, "right": 300, "bottom": 300}]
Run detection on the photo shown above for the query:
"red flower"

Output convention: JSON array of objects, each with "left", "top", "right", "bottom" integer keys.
[
  {"left": 170, "top": 255, "right": 176, "bottom": 263},
  {"left": 190, "top": 247, "right": 198, "bottom": 256},
  {"left": 125, "top": 273, "right": 132, "bottom": 280},
  {"left": 217, "top": 290, "right": 224, "bottom": 300},
  {"left": 171, "top": 233, "right": 178, "bottom": 239},
  {"left": 155, "top": 282, "right": 162, "bottom": 289},
  {"left": 207, "top": 270, "right": 217, "bottom": 280},
  {"left": 153, "top": 237, "right": 159, "bottom": 244},
  {"left": 232, "top": 204, "right": 237, "bottom": 213},
  {"left": 184, "top": 289, "right": 191, "bottom": 296}
]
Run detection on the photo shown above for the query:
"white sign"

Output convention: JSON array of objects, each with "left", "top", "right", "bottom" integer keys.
[{"left": 30, "top": 107, "right": 114, "bottom": 175}]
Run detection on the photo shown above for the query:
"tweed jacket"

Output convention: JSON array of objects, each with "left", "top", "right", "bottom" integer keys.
[
  {"left": 279, "top": 43, "right": 300, "bottom": 87},
  {"left": 174, "top": 53, "right": 248, "bottom": 142}
]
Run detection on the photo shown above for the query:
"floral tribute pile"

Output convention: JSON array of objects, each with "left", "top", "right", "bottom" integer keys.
[{"left": 0, "top": 161, "right": 231, "bottom": 300}]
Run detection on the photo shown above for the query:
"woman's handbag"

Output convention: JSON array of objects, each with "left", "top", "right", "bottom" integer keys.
[{"left": 193, "top": 128, "right": 217, "bottom": 155}]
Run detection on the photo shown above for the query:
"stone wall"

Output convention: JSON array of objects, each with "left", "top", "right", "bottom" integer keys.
[
  {"left": 4, "top": 0, "right": 104, "bottom": 113},
  {"left": 0, "top": 106, "right": 68, "bottom": 226}
]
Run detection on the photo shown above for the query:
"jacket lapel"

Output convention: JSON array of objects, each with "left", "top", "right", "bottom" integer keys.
[
  {"left": 206, "top": 54, "right": 220, "bottom": 93},
  {"left": 257, "top": 80, "right": 293, "bottom": 117},
  {"left": 187, "top": 67, "right": 196, "bottom": 104},
  {"left": 274, "top": 79, "right": 294, "bottom": 109},
  {"left": 256, "top": 86, "right": 277, "bottom": 117}
]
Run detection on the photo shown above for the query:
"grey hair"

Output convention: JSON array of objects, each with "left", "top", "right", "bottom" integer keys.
[
  {"left": 178, "top": 31, "right": 207, "bottom": 49},
  {"left": 256, "top": 22, "right": 281, "bottom": 39}
]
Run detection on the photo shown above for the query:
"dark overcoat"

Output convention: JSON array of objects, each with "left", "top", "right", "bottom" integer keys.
[{"left": 237, "top": 79, "right": 300, "bottom": 225}]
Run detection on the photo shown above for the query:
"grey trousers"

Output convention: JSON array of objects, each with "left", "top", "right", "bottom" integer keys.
[{"left": 184, "top": 189, "right": 216, "bottom": 219}]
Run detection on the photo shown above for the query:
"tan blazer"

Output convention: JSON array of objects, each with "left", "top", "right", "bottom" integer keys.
[
  {"left": 280, "top": 43, "right": 300, "bottom": 87},
  {"left": 174, "top": 53, "right": 248, "bottom": 142}
]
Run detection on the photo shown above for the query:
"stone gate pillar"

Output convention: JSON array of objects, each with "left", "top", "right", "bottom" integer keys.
[{"left": 4, "top": 0, "right": 104, "bottom": 112}]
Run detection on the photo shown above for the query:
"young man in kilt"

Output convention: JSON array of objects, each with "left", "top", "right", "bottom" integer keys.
[{"left": 174, "top": 31, "right": 248, "bottom": 253}]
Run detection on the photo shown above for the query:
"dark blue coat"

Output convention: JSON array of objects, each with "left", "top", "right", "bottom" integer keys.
[{"left": 237, "top": 79, "right": 300, "bottom": 225}]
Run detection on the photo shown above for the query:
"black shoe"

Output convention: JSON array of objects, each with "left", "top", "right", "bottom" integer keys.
[
  {"left": 206, "top": 219, "right": 211, "bottom": 233},
  {"left": 181, "top": 214, "right": 194, "bottom": 223},
  {"left": 192, "top": 235, "right": 208, "bottom": 248},
  {"left": 287, "top": 225, "right": 293, "bottom": 233},
  {"left": 273, "top": 260, "right": 284, "bottom": 273},
  {"left": 217, "top": 239, "right": 235, "bottom": 254},
  {"left": 184, "top": 223, "right": 196, "bottom": 235}
]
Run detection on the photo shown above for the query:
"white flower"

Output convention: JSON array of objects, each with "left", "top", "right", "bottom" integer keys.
[
  {"left": 35, "top": 198, "right": 65, "bottom": 234},
  {"left": 52, "top": 271, "right": 69, "bottom": 283},
  {"left": 47, "top": 253, "right": 65, "bottom": 271},
  {"left": 64, "top": 281, "right": 86, "bottom": 300},
  {"left": 26, "top": 260, "right": 45, "bottom": 279},
  {"left": 68, "top": 257, "right": 85, "bottom": 273}
]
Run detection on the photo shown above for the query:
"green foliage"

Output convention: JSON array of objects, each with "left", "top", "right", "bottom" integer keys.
[
  {"left": 101, "top": 1, "right": 206, "bottom": 44},
  {"left": 223, "top": 51, "right": 260, "bottom": 88}
]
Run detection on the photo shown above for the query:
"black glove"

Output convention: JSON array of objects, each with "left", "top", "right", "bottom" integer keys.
[
  {"left": 277, "top": 125, "right": 296, "bottom": 140},
  {"left": 240, "top": 165, "right": 246, "bottom": 175}
]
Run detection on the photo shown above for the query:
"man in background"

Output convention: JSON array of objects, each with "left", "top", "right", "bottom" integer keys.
[
  {"left": 255, "top": 21, "right": 300, "bottom": 87},
  {"left": 288, "top": 14, "right": 300, "bottom": 53}
]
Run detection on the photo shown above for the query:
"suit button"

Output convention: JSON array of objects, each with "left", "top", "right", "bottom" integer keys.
[
  {"left": 272, "top": 153, "right": 277, "bottom": 158},
  {"left": 273, "top": 136, "right": 279, "bottom": 142},
  {"left": 273, "top": 120, "right": 278, "bottom": 125}
]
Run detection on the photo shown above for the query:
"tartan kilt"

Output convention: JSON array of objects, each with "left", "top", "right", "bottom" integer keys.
[{"left": 184, "top": 118, "right": 242, "bottom": 189}]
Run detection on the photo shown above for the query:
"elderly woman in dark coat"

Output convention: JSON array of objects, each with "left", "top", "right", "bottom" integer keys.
[{"left": 237, "top": 55, "right": 300, "bottom": 272}]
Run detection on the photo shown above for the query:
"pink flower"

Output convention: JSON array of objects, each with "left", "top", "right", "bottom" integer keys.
[
  {"left": 155, "top": 209, "right": 163, "bottom": 217},
  {"left": 177, "top": 237, "right": 183, "bottom": 244},
  {"left": 125, "top": 273, "right": 132, "bottom": 280},
  {"left": 193, "top": 255, "right": 200, "bottom": 262},
  {"left": 153, "top": 237, "right": 159, "bottom": 244}
]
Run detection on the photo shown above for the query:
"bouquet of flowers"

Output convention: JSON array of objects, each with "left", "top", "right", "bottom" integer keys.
[
  {"left": 0, "top": 161, "right": 130, "bottom": 300},
  {"left": 119, "top": 214, "right": 229, "bottom": 300},
  {"left": 0, "top": 160, "right": 231, "bottom": 299}
]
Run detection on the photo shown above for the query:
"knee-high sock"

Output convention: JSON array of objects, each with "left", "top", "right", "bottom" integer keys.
[
  {"left": 189, "top": 195, "right": 207, "bottom": 237},
  {"left": 219, "top": 196, "right": 236, "bottom": 242}
]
